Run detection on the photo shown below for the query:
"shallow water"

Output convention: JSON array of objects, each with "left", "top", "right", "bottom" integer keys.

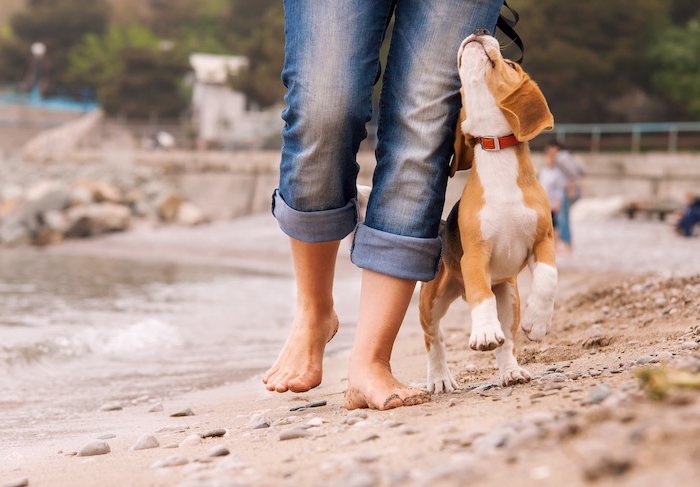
[{"left": 0, "top": 249, "right": 356, "bottom": 445}]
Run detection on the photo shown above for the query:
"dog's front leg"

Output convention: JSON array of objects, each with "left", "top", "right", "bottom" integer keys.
[
  {"left": 521, "top": 236, "right": 557, "bottom": 341},
  {"left": 419, "top": 266, "right": 461, "bottom": 393},
  {"left": 461, "top": 241, "right": 505, "bottom": 351}
]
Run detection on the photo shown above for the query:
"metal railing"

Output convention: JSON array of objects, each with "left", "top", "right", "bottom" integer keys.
[{"left": 549, "top": 122, "right": 700, "bottom": 152}]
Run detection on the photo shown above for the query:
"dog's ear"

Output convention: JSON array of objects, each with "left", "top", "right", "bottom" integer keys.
[
  {"left": 489, "top": 62, "right": 553, "bottom": 142},
  {"left": 449, "top": 105, "right": 473, "bottom": 177}
]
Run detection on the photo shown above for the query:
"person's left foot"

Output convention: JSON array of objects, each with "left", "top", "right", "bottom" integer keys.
[{"left": 344, "top": 361, "right": 431, "bottom": 410}]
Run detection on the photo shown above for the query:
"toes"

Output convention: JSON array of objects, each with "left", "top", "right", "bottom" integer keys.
[
  {"left": 469, "top": 328, "right": 506, "bottom": 351},
  {"left": 501, "top": 368, "right": 532, "bottom": 386},
  {"left": 287, "top": 371, "right": 321, "bottom": 393},
  {"left": 401, "top": 392, "right": 431, "bottom": 407}
]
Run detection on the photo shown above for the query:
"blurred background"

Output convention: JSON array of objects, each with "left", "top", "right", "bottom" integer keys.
[{"left": 0, "top": 0, "right": 699, "bottom": 450}]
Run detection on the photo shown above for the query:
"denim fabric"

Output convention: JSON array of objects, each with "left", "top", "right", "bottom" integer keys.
[{"left": 274, "top": 0, "right": 503, "bottom": 281}]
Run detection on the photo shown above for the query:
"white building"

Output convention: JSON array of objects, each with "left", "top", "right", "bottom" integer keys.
[{"left": 189, "top": 53, "right": 282, "bottom": 149}]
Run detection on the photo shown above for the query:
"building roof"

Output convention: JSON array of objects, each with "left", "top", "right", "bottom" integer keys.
[{"left": 189, "top": 53, "right": 248, "bottom": 84}]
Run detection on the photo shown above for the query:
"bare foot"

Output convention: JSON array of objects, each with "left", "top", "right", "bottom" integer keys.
[
  {"left": 345, "top": 361, "right": 431, "bottom": 410},
  {"left": 263, "top": 310, "right": 338, "bottom": 393}
]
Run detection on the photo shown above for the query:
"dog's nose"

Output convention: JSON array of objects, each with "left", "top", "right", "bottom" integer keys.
[{"left": 472, "top": 28, "right": 490, "bottom": 37}]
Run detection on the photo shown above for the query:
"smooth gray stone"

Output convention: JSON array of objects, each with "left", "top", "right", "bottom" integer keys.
[
  {"left": 586, "top": 384, "right": 612, "bottom": 404},
  {"left": 151, "top": 454, "right": 189, "bottom": 469},
  {"left": 170, "top": 407, "right": 195, "bottom": 417},
  {"left": 207, "top": 445, "right": 230, "bottom": 457},
  {"left": 279, "top": 428, "right": 311, "bottom": 441},
  {"left": 131, "top": 435, "right": 160, "bottom": 451},
  {"left": 200, "top": 428, "right": 227, "bottom": 438},
  {"left": 78, "top": 441, "right": 111, "bottom": 456},
  {"left": 2, "top": 478, "right": 29, "bottom": 487}
]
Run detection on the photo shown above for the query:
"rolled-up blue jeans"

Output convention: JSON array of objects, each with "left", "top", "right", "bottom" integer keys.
[{"left": 272, "top": 0, "right": 503, "bottom": 281}]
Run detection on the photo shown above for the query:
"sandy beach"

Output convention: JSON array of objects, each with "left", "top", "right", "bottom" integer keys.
[{"left": 2, "top": 213, "right": 700, "bottom": 487}]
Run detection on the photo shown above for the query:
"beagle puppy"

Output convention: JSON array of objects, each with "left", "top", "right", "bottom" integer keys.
[{"left": 420, "top": 31, "right": 556, "bottom": 392}]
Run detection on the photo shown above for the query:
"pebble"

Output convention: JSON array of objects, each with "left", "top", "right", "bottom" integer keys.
[
  {"left": 131, "top": 435, "right": 160, "bottom": 451},
  {"left": 98, "top": 402, "right": 123, "bottom": 412},
  {"left": 657, "top": 351, "right": 673, "bottom": 362},
  {"left": 78, "top": 441, "right": 111, "bottom": 457},
  {"left": 398, "top": 425, "right": 418, "bottom": 435},
  {"left": 200, "top": 428, "right": 227, "bottom": 438},
  {"left": 247, "top": 412, "right": 271, "bottom": 429},
  {"left": 332, "top": 468, "right": 378, "bottom": 487},
  {"left": 162, "top": 443, "right": 179, "bottom": 449},
  {"left": 207, "top": 445, "right": 230, "bottom": 457},
  {"left": 180, "top": 434, "right": 202, "bottom": 447},
  {"left": 306, "top": 417, "right": 324, "bottom": 427},
  {"left": 345, "top": 417, "right": 365, "bottom": 426},
  {"left": 279, "top": 428, "right": 311, "bottom": 441},
  {"left": 344, "top": 410, "right": 368, "bottom": 423},
  {"left": 636, "top": 355, "right": 654, "bottom": 365},
  {"left": 681, "top": 341, "right": 699, "bottom": 350},
  {"left": 581, "top": 452, "right": 634, "bottom": 481},
  {"left": 355, "top": 452, "right": 379, "bottom": 463},
  {"left": 589, "top": 369, "right": 602, "bottom": 377},
  {"left": 2, "top": 478, "right": 29, "bottom": 487},
  {"left": 170, "top": 407, "right": 195, "bottom": 417},
  {"left": 96, "top": 434, "right": 116, "bottom": 440},
  {"left": 156, "top": 425, "right": 189, "bottom": 433},
  {"left": 586, "top": 384, "right": 612, "bottom": 405},
  {"left": 151, "top": 454, "right": 189, "bottom": 469},
  {"left": 148, "top": 403, "right": 164, "bottom": 413},
  {"left": 540, "top": 372, "right": 567, "bottom": 383}
]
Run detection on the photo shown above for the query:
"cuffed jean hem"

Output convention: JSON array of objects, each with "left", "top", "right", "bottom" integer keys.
[
  {"left": 271, "top": 189, "right": 358, "bottom": 243},
  {"left": 351, "top": 223, "right": 442, "bottom": 282}
]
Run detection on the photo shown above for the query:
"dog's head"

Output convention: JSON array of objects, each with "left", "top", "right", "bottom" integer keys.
[{"left": 456, "top": 32, "right": 553, "bottom": 142}]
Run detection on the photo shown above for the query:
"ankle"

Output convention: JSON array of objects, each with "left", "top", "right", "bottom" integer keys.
[{"left": 296, "top": 298, "right": 335, "bottom": 318}]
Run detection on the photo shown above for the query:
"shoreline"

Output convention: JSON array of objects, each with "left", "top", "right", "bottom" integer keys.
[{"left": 3, "top": 215, "right": 700, "bottom": 486}]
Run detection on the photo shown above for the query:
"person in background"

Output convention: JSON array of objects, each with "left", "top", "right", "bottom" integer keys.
[
  {"left": 676, "top": 192, "right": 700, "bottom": 237},
  {"left": 545, "top": 140, "right": 584, "bottom": 253},
  {"left": 538, "top": 151, "right": 567, "bottom": 244}
]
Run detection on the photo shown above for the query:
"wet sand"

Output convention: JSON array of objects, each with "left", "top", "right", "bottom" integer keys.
[{"left": 2, "top": 214, "right": 700, "bottom": 487}]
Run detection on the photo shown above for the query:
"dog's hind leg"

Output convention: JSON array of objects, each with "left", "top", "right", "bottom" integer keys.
[
  {"left": 521, "top": 236, "right": 557, "bottom": 341},
  {"left": 494, "top": 279, "right": 531, "bottom": 386},
  {"left": 419, "top": 266, "right": 462, "bottom": 393}
]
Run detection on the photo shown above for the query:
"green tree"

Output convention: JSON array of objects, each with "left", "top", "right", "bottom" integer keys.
[
  {"left": 224, "top": 0, "right": 284, "bottom": 108},
  {"left": 649, "top": 19, "right": 700, "bottom": 117},
  {"left": 514, "top": 0, "right": 670, "bottom": 122},
  {"left": 3, "top": 0, "right": 110, "bottom": 92}
]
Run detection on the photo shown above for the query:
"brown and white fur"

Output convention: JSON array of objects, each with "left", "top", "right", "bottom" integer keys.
[{"left": 419, "top": 32, "right": 557, "bottom": 393}]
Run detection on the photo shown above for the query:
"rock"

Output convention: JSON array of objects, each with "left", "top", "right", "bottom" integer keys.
[
  {"left": 332, "top": 468, "right": 378, "bottom": 487},
  {"left": 279, "top": 428, "right": 311, "bottom": 441},
  {"left": 65, "top": 203, "right": 131, "bottom": 238},
  {"left": 42, "top": 209, "right": 68, "bottom": 233},
  {"left": 78, "top": 441, "right": 111, "bottom": 456},
  {"left": 158, "top": 194, "right": 184, "bottom": 223},
  {"left": 581, "top": 452, "right": 634, "bottom": 481},
  {"left": 148, "top": 403, "right": 164, "bottom": 413},
  {"left": 151, "top": 454, "right": 189, "bottom": 469},
  {"left": 207, "top": 445, "right": 230, "bottom": 457},
  {"left": 398, "top": 425, "right": 418, "bottom": 435},
  {"left": 200, "top": 428, "right": 227, "bottom": 438},
  {"left": 69, "top": 185, "right": 93, "bottom": 206},
  {"left": 162, "top": 443, "right": 179, "bottom": 449},
  {"left": 2, "top": 478, "right": 29, "bottom": 487},
  {"left": 355, "top": 452, "right": 379, "bottom": 463},
  {"left": 585, "top": 385, "right": 612, "bottom": 405},
  {"left": 98, "top": 402, "right": 123, "bottom": 412},
  {"left": 636, "top": 355, "right": 654, "bottom": 365},
  {"left": 156, "top": 425, "right": 189, "bottom": 433},
  {"left": 306, "top": 417, "right": 324, "bottom": 427},
  {"left": 176, "top": 201, "right": 205, "bottom": 226},
  {"left": 540, "top": 372, "right": 567, "bottom": 383},
  {"left": 96, "top": 434, "right": 116, "bottom": 440},
  {"left": 170, "top": 407, "right": 195, "bottom": 417},
  {"left": 681, "top": 341, "right": 698, "bottom": 350},
  {"left": 343, "top": 410, "right": 368, "bottom": 424},
  {"left": 131, "top": 435, "right": 160, "bottom": 451},
  {"left": 657, "top": 351, "right": 673, "bottom": 362},
  {"left": 247, "top": 412, "right": 271, "bottom": 429},
  {"left": 180, "top": 434, "right": 202, "bottom": 447},
  {"left": 26, "top": 181, "right": 70, "bottom": 213}
]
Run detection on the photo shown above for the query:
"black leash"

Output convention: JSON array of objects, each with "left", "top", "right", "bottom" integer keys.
[{"left": 496, "top": 1, "right": 524, "bottom": 64}]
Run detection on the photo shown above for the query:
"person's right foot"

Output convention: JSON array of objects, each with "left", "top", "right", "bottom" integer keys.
[{"left": 262, "top": 310, "right": 338, "bottom": 393}]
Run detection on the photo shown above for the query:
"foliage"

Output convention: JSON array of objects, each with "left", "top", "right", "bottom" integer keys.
[
  {"left": 649, "top": 19, "right": 700, "bottom": 118},
  {"left": 513, "top": 0, "right": 671, "bottom": 123},
  {"left": 225, "top": 0, "right": 285, "bottom": 108},
  {"left": 4, "top": 0, "right": 110, "bottom": 91},
  {"left": 98, "top": 47, "right": 188, "bottom": 118}
]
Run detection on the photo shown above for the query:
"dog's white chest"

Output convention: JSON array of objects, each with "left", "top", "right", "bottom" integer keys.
[{"left": 476, "top": 149, "right": 537, "bottom": 281}]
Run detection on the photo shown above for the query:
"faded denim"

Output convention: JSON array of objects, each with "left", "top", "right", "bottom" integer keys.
[{"left": 273, "top": 0, "right": 503, "bottom": 281}]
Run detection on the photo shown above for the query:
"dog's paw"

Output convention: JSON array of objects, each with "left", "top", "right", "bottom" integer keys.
[
  {"left": 521, "top": 305, "right": 552, "bottom": 342},
  {"left": 427, "top": 364, "right": 459, "bottom": 394},
  {"left": 499, "top": 366, "right": 532, "bottom": 387},
  {"left": 469, "top": 324, "right": 505, "bottom": 351}
]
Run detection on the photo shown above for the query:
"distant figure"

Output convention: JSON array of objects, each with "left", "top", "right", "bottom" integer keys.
[
  {"left": 538, "top": 151, "right": 567, "bottom": 239},
  {"left": 676, "top": 193, "right": 700, "bottom": 237},
  {"left": 545, "top": 141, "right": 584, "bottom": 253}
]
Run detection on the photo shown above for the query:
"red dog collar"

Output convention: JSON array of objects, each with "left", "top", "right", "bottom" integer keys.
[{"left": 472, "top": 134, "right": 520, "bottom": 151}]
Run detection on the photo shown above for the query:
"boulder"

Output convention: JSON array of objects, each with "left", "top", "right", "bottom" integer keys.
[
  {"left": 176, "top": 201, "right": 205, "bottom": 226},
  {"left": 65, "top": 203, "right": 131, "bottom": 238}
]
